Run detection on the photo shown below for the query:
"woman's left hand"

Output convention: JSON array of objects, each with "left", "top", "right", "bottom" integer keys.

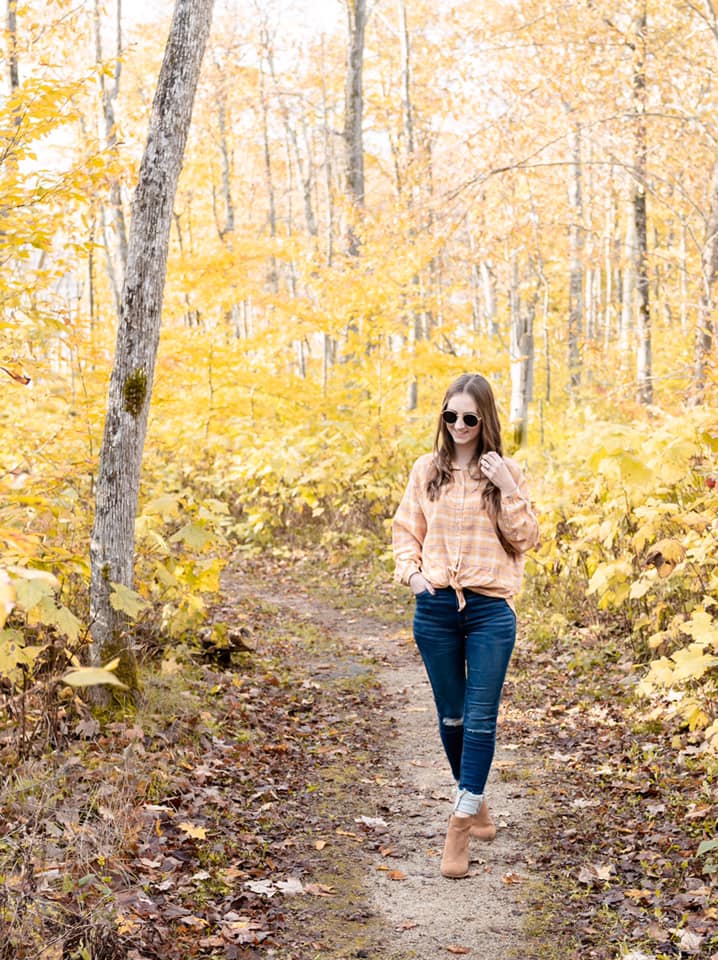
[{"left": 479, "top": 451, "right": 519, "bottom": 496}]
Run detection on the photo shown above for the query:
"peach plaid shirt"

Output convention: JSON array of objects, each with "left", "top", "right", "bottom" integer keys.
[{"left": 392, "top": 453, "right": 539, "bottom": 609}]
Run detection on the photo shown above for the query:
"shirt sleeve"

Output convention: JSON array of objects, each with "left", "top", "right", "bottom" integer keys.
[
  {"left": 392, "top": 459, "right": 427, "bottom": 585},
  {"left": 496, "top": 462, "right": 540, "bottom": 554}
]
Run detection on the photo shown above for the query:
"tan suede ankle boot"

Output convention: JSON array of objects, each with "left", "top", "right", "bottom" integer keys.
[
  {"left": 440, "top": 814, "right": 473, "bottom": 878},
  {"left": 469, "top": 799, "right": 497, "bottom": 841}
]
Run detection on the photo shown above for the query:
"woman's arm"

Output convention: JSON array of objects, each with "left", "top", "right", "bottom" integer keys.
[
  {"left": 392, "top": 461, "right": 428, "bottom": 585},
  {"left": 496, "top": 461, "right": 540, "bottom": 553}
]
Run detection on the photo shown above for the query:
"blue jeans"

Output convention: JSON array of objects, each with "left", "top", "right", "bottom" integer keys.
[{"left": 413, "top": 588, "right": 516, "bottom": 795}]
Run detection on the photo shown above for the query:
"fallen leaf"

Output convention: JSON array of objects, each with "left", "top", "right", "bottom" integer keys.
[
  {"left": 304, "top": 882, "right": 334, "bottom": 896},
  {"left": 501, "top": 871, "right": 525, "bottom": 884},
  {"left": 446, "top": 947, "right": 471, "bottom": 955},
  {"left": 677, "top": 930, "right": 704, "bottom": 954},
  {"left": 335, "top": 828, "right": 364, "bottom": 842},
  {"left": 577, "top": 862, "right": 614, "bottom": 884},
  {"left": 178, "top": 821, "right": 207, "bottom": 840},
  {"left": 624, "top": 888, "right": 654, "bottom": 901},
  {"left": 355, "top": 815, "right": 388, "bottom": 830},
  {"left": 314, "top": 839, "right": 327, "bottom": 851},
  {"left": 245, "top": 879, "right": 276, "bottom": 897},
  {"left": 388, "top": 870, "right": 407, "bottom": 881},
  {"left": 276, "top": 877, "right": 304, "bottom": 895}
]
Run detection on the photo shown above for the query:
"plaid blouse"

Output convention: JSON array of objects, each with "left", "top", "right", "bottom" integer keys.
[{"left": 392, "top": 453, "right": 539, "bottom": 609}]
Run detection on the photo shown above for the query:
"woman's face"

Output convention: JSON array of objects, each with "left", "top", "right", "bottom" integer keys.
[{"left": 443, "top": 391, "right": 481, "bottom": 453}]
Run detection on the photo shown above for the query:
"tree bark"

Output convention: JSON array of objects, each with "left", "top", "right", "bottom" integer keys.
[
  {"left": 7, "top": 0, "right": 19, "bottom": 93},
  {"left": 89, "top": 0, "right": 214, "bottom": 686},
  {"left": 509, "top": 259, "right": 535, "bottom": 448},
  {"left": 691, "top": 157, "right": 718, "bottom": 402},
  {"left": 217, "top": 96, "right": 235, "bottom": 239},
  {"left": 258, "top": 34, "right": 279, "bottom": 293},
  {"left": 567, "top": 119, "right": 583, "bottom": 390},
  {"left": 319, "top": 34, "right": 335, "bottom": 267},
  {"left": 633, "top": 1, "right": 652, "bottom": 404},
  {"left": 94, "top": 0, "right": 128, "bottom": 293},
  {"left": 344, "top": 0, "right": 367, "bottom": 253}
]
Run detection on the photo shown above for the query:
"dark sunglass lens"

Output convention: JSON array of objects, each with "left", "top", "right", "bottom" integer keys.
[
  {"left": 463, "top": 414, "right": 479, "bottom": 427},
  {"left": 442, "top": 410, "right": 458, "bottom": 424}
]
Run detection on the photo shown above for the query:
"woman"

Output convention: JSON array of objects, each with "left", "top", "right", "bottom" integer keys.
[{"left": 392, "top": 373, "right": 539, "bottom": 879}]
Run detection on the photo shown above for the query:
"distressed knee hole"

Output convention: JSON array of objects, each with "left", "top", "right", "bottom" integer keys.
[{"left": 442, "top": 716, "right": 464, "bottom": 727}]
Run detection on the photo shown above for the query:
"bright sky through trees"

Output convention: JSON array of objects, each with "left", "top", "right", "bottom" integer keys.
[{"left": 122, "top": 0, "right": 342, "bottom": 35}]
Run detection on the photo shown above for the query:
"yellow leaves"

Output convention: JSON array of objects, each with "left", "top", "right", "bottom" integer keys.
[
  {"left": 637, "top": 610, "right": 718, "bottom": 707},
  {"left": 178, "top": 822, "right": 208, "bottom": 840},
  {"left": 109, "top": 582, "right": 151, "bottom": 619},
  {"left": 0, "top": 570, "right": 15, "bottom": 629},
  {"left": 0, "top": 630, "right": 44, "bottom": 684},
  {"left": 671, "top": 644, "right": 718, "bottom": 683},
  {"left": 679, "top": 610, "right": 718, "bottom": 648},
  {"left": 8, "top": 567, "right": 83, "bottom": 642},
  {"left": 63, "top": 659, "right": 128, "bottom": 690},
  {"left": 645, "top": 538, "right": 686, "bottom": 578},
  {"left": 586, "top": 560, "right": 632, "bottom": 609}
]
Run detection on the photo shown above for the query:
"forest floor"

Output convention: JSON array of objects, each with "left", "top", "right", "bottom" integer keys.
[{"left": 1, "top": 549, "right": 716, "bottom": 960}]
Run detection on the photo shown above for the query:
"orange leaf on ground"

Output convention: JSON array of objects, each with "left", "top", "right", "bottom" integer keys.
[
  {"left": 388, "top": 870, "right": 407, "bottom": 880},
  {"left": 446, "top": 947, "right": 471, "bottom": 955}
]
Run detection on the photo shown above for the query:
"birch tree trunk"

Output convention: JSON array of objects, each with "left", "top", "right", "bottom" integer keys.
[
  {"left": 691, "top": 157, "right": 718, "bottom": 402},
  {"left": 94, "top": 0, "right": 129, "bottom": 306},
  {"left": 567, "top": 119, "right": 583, "bottom": 389},
  {"left": 633, "top": 1, "right": 652, "bottom": 404},
  {"left": 620, "top": 200, "right": 636, "bottom": 359},
  {"left": 509, "top": 261, "right": 535, "bottom": 448},
  {"left": 258, "top": 35, "right": 279, "bottom": 293},
  {"left": 344, "top": 0, "right": 366, "bottom": 255},
  {"left": 7, "top": 0, "right": 19, "bottom": 92},
  {"left": 90, "top": 0, "right": 214, "bottom": 686}
]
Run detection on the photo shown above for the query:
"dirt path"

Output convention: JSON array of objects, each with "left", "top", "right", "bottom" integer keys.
[{"left": 234, "top": 576, "right": 534, "bottom": 959}]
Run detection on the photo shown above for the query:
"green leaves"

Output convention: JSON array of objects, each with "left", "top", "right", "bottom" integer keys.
[{"left": 110, "top": 582, "right": 151, "bottom": 619}]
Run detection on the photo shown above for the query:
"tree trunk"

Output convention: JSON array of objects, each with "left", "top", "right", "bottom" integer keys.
[
  {"left": 620, "top": 198, "right": 636, "bottom": 359},
  {"left": 7, "top": 0, "right": 19, "bottom": 92},
  {"left": 217, "top": 96, "right": 235, "bottom": 239},
  {"left": 344, "top": 0, "right": 367, "bottom": 253},
  {"left": 399, "top": 0, "right": 414, "bottom": 157},
  {"left": 691, "top": 157, "right": 718, "bottom": 402},
  {"left": 89, "top": 0, "right": 214, "bottom": 689},
  {"left": 633, "top": 1, "right": 652, "bottom": 404},
  {"left": 480, "top": 261, "right": 498, "bottom": 337},
  {"left": 319, "top": 34, "right": 335, "bottom": 267},
  {"left": 510, "top": 263, "right": 535, "bottom": 448},
  {"left": 258, "top": 36, "right": 279, "bottom": 293},
  {"left": 94, "top": 0, "right": 128, "bottom": 293},
  {"left": 567, "top": 119, "right": 583, "bottom": 390}
]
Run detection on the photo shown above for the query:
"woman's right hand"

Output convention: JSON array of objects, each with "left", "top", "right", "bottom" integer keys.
[{"left": 409, "top": 572, "right": 435, "bottom": 595}]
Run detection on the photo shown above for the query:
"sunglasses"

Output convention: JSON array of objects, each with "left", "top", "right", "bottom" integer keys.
[{"left": 442, "top": 410, "right": 481, "bottom": 428}]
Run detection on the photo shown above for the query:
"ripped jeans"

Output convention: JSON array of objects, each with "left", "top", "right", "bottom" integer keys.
[{"left": 413, "top": 588, "right": 516, "bottom": 795}]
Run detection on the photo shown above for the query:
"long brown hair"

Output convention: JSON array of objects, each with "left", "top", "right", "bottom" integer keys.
[{"left": 427, "top": 373, "right": 519, "bottom": 557}]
